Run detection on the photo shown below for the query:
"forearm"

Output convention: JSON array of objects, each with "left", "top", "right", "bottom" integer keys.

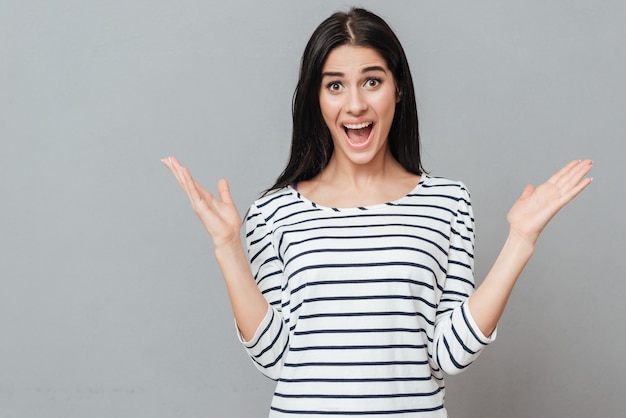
[
  {"left": 468, "top": 230, "right": 535, "bottom": 337},
  {"left": 214, "top": 240, "right": 269, "bottom": 342}
]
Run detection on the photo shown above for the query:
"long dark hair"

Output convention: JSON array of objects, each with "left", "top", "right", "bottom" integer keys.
[{"left": 267, "top": 7, "right": 424, "bottom": 192}]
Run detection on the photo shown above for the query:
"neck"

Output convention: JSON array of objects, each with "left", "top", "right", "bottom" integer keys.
[
  {"left": 296, "top": 147, "right": 421, "bottom": 209},
  {"left": 322, "top": 148, "right": 401, "bottom": 190}
]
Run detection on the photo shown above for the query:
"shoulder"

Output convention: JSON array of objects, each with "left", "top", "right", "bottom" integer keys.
[
  {"left": 246, "top": 186, "right": 313, "bottom": 226},
  {"left": 251, "top": 187, "right": 294, "bottom": 210},
  {"left": 419, "top": 175, "right": 471, "bottom": 199}
]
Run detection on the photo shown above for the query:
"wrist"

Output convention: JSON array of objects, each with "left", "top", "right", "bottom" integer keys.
[
  {"left": 214, "top": 238, "right": 246, "bottom": 260},
  {"left": 505, "top": 228, "right": 537, "bottom": 255}
]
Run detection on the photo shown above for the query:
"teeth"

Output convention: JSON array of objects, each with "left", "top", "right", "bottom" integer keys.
[{"left": 343, "top": 122, "right": 373, "bottom": 130}]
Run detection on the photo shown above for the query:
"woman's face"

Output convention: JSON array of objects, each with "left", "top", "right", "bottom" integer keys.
[{"left": 319, "top": 45, "right": 398, "bottom": 168}]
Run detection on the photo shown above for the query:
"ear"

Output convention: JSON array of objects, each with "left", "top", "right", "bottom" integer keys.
[{"left": 396, "top": 88, "right": 402, "bottom": 103}]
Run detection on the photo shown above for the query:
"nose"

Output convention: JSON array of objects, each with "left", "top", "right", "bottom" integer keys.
[{"left": 346, "top": 88, "right": 367, "bottom": 114}]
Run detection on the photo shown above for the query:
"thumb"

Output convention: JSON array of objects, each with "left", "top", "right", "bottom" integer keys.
[
  {"left": 519, "top": 184, "right": 535, "bottom": 200},
  {"left": 217, "top": 178, "right": 233, "bottom": 204}
]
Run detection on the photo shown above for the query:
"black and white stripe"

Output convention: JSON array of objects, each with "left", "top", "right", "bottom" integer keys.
[{"left": 240, "top": 175, "right": 495, "bottom": 417}]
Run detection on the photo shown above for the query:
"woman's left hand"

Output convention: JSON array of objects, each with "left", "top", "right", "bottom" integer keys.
[{"left": 506, "top": 159, "right": 593, "bottom": 245}]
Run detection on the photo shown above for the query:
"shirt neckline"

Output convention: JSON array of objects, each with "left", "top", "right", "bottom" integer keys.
[{"left": 288, "top": 175, "right": 427, "bottom": 212}]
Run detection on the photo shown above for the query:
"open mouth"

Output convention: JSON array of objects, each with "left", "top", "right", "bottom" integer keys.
[{"left": 343, "top": 122, "right": 373, "bottom": 146}]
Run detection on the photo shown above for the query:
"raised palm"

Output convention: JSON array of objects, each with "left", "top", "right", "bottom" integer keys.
[
  {"left": 163, "top": 156, "right": 242, "bottom": 248},
  {"left": 506, "top": 159, "right": 593, "bottom": 244}
]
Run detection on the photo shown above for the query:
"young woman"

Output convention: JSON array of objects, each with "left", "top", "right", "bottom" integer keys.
[{"left": 162, "top": 8, "right": 592, "bottom": 417}]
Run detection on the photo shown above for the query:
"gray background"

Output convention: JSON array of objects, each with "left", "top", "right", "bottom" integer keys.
[{"left": 1, "top": 1, "right": 624, "bottom": 417}]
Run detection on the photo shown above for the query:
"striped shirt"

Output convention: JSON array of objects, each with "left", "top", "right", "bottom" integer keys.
[{"left": 240, "top": 175, "right": 495, "bottom": 417}]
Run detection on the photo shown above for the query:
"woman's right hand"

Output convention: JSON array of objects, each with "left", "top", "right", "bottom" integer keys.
[
  {"left": 163, "top": 156, "right": 269, "bottom": 341},
  {"left": 162, "top": 156, "right": 242, "bottom": 249}
]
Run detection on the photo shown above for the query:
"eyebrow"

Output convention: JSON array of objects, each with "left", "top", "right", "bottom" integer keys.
[{"left": 321, "top": 66, "right": 388, "bottom": 78}]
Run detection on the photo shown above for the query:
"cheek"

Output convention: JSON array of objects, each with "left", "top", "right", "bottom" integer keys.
[
  {"left": 319, "top": 107, "right": 333, "bottom": 128},
  {"left": 319, "top": 98, "right": 340, "bottom": 125},
  {"left": 378, "top": 95, "right": 398, "bottom": 123}
]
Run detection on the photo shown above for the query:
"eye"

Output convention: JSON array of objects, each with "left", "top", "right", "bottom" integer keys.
[
  {"left": 326, "top": 81, "right": 343, "bottom": 92},
  {"left": 364, "top": 78, "right": 381, "bottom": 89}
]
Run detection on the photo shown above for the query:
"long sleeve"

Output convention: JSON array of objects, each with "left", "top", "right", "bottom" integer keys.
[
  {"left": 432, "top": 183, "right": 496, "bottom": 375},
  {"left": 238, "top": 202, "right": 289, "bottom": 380}
]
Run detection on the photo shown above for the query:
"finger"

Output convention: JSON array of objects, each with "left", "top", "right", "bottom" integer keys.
[
  {"left": 559, "top": 175, "right": 593, "bottom": 206},
  {"left": 173, "top": 163, "right": 198, "bottom": 201},
  {"left": 555, "top": 159, "right": 593, "bottom": 192},
  {"left": 161, "top": 156, "right": 179, "bottom": 178},
  {"left": 164, "top": 157, "right": 213, "bottom": 209},
  {"left": 546, "top": 160, "right": 581, "bottom": 185},
  {"left": 217, "top": 178, "right": 233, "bottom": 205},
  {"left": 179, "top": 164, "right": 216, "bottom": 209},
  {"left": 163, "top": 155, "right": 183, "bottom": 171},
  {"left": 163, "top": 158, "right": 235, "bottom": 221},
  {"left": 519, "top": 184, "right": 535, "bottom": 200},
  {"left": 162, "top": 156, "right": 190, "bottom": 192},
  {"left": 170, "top": 156, "right": 191, "bottom": 185}
]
